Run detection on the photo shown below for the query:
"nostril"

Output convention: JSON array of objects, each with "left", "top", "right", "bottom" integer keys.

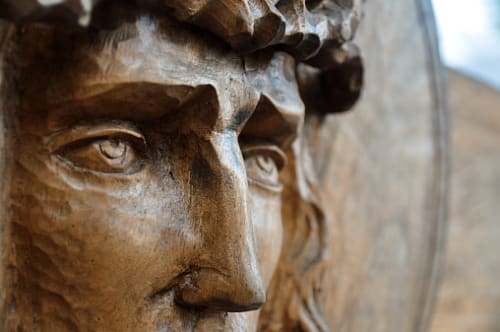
[
  {"left": 173, "top": 268, "right": 266, "bottom": 312},
  {"left": 306, "top": 0, "right": 324, "bottom": 10},
  {"left": 148, "top": 270, "right": 193, "bottom": 304}
]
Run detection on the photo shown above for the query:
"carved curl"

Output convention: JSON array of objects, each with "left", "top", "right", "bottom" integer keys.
[
  {"left": 0, "top": 0, "right": 363, "bottom": 59},
  {"left": 160, "top": 0, "right": 364, "bottom": 59},
  {"left": 259, "top": 131, "right": 329, "bottom": 332}
]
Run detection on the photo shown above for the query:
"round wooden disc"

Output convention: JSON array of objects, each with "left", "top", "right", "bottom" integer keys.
[{"left": 312, "top": 0, "right": 449, "bottom": 330}]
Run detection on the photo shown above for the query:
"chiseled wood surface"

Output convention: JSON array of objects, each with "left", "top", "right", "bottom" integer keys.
[
  {"left": 0, "top": 1, "right": 365, "bottom": 331},
  {"left": 431, "top": 70, "right": 500, "bottom": 332},
  {"left": 312, "top": 0, "right": 448, "bottom": 331},
  {"left": 0, "top": 1, "right": 449, "bottom": 331}
]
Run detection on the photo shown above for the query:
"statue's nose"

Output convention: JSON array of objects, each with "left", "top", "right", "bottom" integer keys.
[{"left": 175, "top": 131, "right": 265, "bottom": 312}]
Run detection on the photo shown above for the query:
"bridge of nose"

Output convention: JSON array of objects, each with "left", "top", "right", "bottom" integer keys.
[{"left": 175, "top": 130, "right": 266, "bottom": 312}]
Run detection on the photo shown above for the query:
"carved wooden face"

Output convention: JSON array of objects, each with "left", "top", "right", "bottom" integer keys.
[{"left": 5, "top": 16, "right": 303, "bottom": 331}]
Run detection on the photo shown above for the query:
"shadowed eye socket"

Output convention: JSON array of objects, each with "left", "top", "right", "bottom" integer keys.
[
  {"left": 47, "top": 123, "right": 147, "bottom": 174},
  {"left": 242, "top": 144, "right": 287, "bottom": 191}
]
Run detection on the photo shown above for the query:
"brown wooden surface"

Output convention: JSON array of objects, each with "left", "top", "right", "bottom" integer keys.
[
  {"left": 0, "top": 22, "right": 8, "bottom": 328},
  {"left": 431, "top": 70, "right": 500, "bottom": 332},
  {"left": 0, "top": 1, "right": 365, "bottom": 331}
]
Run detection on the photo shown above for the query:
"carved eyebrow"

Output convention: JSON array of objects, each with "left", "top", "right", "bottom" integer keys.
[
  {"left": 240, "top": 96, "right": 302, "bottom": 149},
  {"left": 45, "top": 121, "right": 146, "bottom": 153},
  {"left": 244, "top": 52, "right": 304, "bottom": 148},
  {"left": 46, "top": 83, "right": 194, "bottom": 131}
]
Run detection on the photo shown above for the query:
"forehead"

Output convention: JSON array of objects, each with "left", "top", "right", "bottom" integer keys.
[{"left": 9, "top": 15, "right": 304, "bottom": 139}]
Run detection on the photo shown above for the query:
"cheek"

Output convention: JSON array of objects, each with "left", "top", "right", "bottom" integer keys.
[
  {"left": 7, "top": 140, "right": 194, "bottom": 304},
  {"left": 248, "top": 185, "right": 283, "bottom": 286}
]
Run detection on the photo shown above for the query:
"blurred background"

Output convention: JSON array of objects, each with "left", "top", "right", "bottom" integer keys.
[
  {"left": 433, "top": 0, "right": 500, "bottom": 89},
  {"left": 430, "top": 0, "right": 500, "bottom": 331}
]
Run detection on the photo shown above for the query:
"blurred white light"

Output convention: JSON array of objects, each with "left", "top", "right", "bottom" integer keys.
[{"left": 432, "top": 0, "right": 500, "bottom": 89}]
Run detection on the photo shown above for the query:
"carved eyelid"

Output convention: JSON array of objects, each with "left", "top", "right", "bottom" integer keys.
[
  {"left": 241, "top": 144, "right": 287, "bottom": 170},
  {"left": 45, "top": 122, "right": 146, "bottom": 153}
]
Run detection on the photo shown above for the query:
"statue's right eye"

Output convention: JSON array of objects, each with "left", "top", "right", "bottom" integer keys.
[
  {"left": 58, "top": 136, "right": 144, "bottom": 174},
  {"left": 48, "top": 124, "right": 147, "bottom": 174}
]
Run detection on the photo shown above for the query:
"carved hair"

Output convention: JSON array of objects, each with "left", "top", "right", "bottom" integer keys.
[
  {"left": 258, "top": 131, "right": 330, "bottom": 332},
  {"left": 0, "top": 0, "right": 363, "bottom": 59}
]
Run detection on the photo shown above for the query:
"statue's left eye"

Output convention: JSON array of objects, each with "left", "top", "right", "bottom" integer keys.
[
  {"left": 242, "top": 144, "right": 286, "bottom": 191},
  {"left": 58, "top": 137, "right": 144, "bottom": 174}
]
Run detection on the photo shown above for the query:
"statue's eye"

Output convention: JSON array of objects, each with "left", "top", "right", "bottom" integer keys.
[
  {"left": 48, "top": 124, "right": 146, "bottom": 174},
  {"left": 60, "top": 137, "right": 144, "bottom": 173},
  {"left": 242, "top": 144, "right": 286, "bottom": 191}
]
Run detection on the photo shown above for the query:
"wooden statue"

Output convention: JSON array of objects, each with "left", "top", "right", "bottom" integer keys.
[{"left": 0, "top": 0, "right": 448, "bottom": 331}]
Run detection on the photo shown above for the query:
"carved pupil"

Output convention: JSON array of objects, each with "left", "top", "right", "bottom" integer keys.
[
  {"left": 245, "top": 154, "right": 281, "bottom": 189},
  {"left": 256, "top": 155, "right": 277, "bottom": 175},
  {"left": 99, "top": 139, "right": 127, "bottom": 160}
]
